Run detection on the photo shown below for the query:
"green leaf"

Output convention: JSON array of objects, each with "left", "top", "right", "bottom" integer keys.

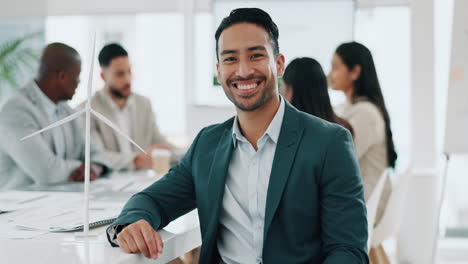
[{"left": 0, "top": 31, "right": 42, "bottom": 93}]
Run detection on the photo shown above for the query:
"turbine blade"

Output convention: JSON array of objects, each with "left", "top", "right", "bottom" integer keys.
[
  {"left": 21, "top": 108, "right": 86, "bottom": 141},
  {"left": 87, "top": 33, "right": 97, "bottom": 100},
  {"left": 91, "top": 109, "right": 147, "bottom": 154}
]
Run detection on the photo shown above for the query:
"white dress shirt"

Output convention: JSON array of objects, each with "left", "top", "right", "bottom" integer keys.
[
  {"left": 102, "top": 92, "right": 133, "bottom": 154},
  {"left": 217, "top": 97, "right": 285, "bottom": 264}
]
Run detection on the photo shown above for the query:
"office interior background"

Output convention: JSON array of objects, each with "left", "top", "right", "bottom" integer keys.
[{"left": 0, "top": 0, "right": 467, "bottom": 263}]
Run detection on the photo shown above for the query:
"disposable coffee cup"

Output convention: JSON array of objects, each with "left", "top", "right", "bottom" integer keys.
[{"left": 151, "top": 149, "right": 171, "bottom": 175}]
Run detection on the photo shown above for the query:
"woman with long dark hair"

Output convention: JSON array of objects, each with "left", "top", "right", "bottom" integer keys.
[
  {"left": 329, "top": 42, "right": 397, "bottom": 229},
  {"left": 281, "top": 57, "right": 353, "bottom": 135}
]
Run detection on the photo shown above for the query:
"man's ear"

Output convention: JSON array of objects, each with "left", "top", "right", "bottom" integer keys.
[
  {"left": 216, "top": 63, "right": 221, "bottom": 84},
  {"left": 276, "top": 53, "right": 286, "bottom": 77},
  {"left": 58, "top": 70, "right": 66, "bottom": 80},
  {"left": 100, "top": 71, "right": 106, "bottom": 81}
]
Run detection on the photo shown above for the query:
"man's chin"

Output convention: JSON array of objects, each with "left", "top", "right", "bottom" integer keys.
[
  {"left": 233, "top": 99, "right": 264, "bottom": 112},
  {"left": 110, "top": 90, "right": 131, "bottom": 99}
]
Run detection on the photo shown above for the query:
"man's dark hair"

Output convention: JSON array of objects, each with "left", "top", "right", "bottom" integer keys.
[
  {"left": 215, "top": 8, "right": 279, "bottom": 60},
  {"left": 98, "top": 43, "right": 128, "bottom": 67},
  {"left": 37, "top": 42, "right": 80, "bottom": 79}
]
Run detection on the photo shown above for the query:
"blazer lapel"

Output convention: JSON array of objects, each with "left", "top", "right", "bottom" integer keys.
[
  {"left": 23, "top": 82, "right": 50, "bottom": 129},
  {"left": 203, "top": 126, "right": 234, "bottom": 258},
  {"left": 96, "top": 90, "right": 123, "bottom": 151},
  {"left": 23, "top": 82, "right": 59, "bottom": 152},
  {"left": 263, "top": 103, "right": 304, "bottom": 240}
]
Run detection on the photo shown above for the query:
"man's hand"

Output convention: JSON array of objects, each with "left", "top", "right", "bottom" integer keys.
[
  {"left": 134, "top": 153, "right": 152, "bottom": 170},
  {"left": 69, "top": 163, "right": 102, "bottom": 182},
  {"left": 117, "top": 220, "right": 164, "bottom": 259}
]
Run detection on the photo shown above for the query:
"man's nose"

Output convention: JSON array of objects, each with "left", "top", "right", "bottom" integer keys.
[{"left": 235, "top": 60, "right": 255, "bottom": 78}]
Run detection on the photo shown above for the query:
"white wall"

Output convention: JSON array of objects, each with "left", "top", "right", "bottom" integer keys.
[{"left": 0, "top": 0, "right": 213, "bottom": 18}]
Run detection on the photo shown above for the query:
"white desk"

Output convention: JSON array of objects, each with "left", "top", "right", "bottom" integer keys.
[{"left": 0, "top": 171, "right": 202, "bottom": 264}]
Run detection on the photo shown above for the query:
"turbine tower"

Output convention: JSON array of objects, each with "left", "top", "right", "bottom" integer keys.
[{"left": 21, "top": 34, "right": 146, "bottom": 236}]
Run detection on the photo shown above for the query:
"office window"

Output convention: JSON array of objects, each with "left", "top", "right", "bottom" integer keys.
[
  {"left": 354, "top": 7, "right": 411, "bottom": 169},
  {"left": 45, "top": 14, "right": 185, "bottom": 135}
]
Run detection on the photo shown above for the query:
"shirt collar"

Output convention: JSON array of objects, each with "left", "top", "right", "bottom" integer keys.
[
  {"left": 31, "top": 80, "right": 59, "bottom": 119},
  {"left": 231, "top": 96, "right": 285, "bottom": 148}
]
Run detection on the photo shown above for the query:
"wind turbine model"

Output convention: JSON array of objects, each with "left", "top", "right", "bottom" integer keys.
[{"left": 21, "top": 35, "right": 146, "bottom": 236}]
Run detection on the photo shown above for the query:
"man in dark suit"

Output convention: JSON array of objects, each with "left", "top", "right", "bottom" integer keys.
[{"left": 107, "top": 8, "right": 369, "bottom": 263}]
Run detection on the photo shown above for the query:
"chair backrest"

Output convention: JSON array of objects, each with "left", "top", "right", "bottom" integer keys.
[
  {"left": 366, "top": 169, "right": 389, "bottom": 250},
  {"left": 371, "top": 166, "right": 413, "bottom": 247}
]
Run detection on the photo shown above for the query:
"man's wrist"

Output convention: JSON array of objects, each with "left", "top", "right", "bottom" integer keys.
[{"left": 107, "top": 224, "right": 129, "bottom": 247}]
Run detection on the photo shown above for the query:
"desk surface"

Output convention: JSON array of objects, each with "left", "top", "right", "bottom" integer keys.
[{"left": 0, "top": 171, "right": 201, "bottom": 264}]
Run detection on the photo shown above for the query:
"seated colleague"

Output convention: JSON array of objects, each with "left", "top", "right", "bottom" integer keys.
[
  {"left": 281, "top": 57, "right": 354, "bottom": 135},
  {"left": 84, "top": 43, "right": 175, "bottom": 170},
  {"left": 329, "top": 41, "right": 398, "bottom": 225},
  {"left": 106, "top": 8, "right": 369, "bottom": 263},
  {"left": 0, "top": 43, "right": 137, "bottom": 190}
]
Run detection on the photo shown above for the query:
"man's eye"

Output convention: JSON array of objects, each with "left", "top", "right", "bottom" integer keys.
[
  {"left": 252, "top": 53, "right": 264, "bottom": 59},
  {"left": 224, "top": 57, "right": 236, "bottom": 62}
]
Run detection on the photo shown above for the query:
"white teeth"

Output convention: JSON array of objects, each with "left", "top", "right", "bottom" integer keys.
[{"left": 237, "top": 83, "right": 258, "bottom": 90}]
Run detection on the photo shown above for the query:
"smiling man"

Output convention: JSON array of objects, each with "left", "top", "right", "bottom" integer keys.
[{"left": 107, "top": 8, "right": 369, "bottom": 263}]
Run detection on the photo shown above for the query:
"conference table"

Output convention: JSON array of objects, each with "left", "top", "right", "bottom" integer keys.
[{"left": 0, "top": 170, "right": 202, "bottom": 264}]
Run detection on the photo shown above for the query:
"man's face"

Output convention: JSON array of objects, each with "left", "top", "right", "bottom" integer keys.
[
  {"left": 60, "top": 60, "right": 81, "bottom": 101},
  {"left": 101, "top": 56, "right": 132, "bottom": 99},
  {"left": 216, "top": 23, "right": 285, "bottom": 112}
]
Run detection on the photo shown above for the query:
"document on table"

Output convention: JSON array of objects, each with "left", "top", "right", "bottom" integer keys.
[
  {"left": 0, "top": 221, "right": 47, "bottom": 239},
  {"left": 0, "top": 191, "right": 124, "bottom": 238},
  {"left": 14, "top": 202, "right": 121, "bottom": 232},
  {"left": 0, "top": 191, "right": 49, "bottom": 212}
]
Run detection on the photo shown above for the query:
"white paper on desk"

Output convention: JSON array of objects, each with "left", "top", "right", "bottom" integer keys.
[
  {"left": 15, "top": 207, "right": 120, "bottom": 232},
  {"left": 0, "top": 222, "right": 47, "bottom": 239},
  {"left": 0, "top": 191, "right": 49, "bottom": 212},
  {"left": 92, "top": 177, "right": 135, "bottom": 192}
]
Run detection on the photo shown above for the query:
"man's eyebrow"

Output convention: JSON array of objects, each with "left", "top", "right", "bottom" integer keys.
[
  {"left": 248, "top": 46, "right": 266, "bottom": 51},
  {"left": 220, "top": 46, "right": 266, "bottom": 55},
  {"left": 220, "top": 49, "right": 238, "bottom": 56}
]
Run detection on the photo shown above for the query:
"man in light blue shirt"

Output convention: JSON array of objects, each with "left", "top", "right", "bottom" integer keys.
[
  {"left": 108, "top": 8, "right": 368, "bottom": 263},
  {"left": 217, "top": 96, "right": 284, "bottom": 263}
]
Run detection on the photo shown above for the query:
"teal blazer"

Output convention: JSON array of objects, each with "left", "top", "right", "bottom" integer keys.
[{"left": 110, "top": 101, "right": 369, "bottom": 263}]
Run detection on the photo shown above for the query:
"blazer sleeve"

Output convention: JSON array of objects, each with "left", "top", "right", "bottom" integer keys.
[
  {"left": 320, "top": 128, "right": 369, "bottom": 264},
  {"left": 106, "top": 128, "right": 204, "bottom": 244},
  {"left": 90, "top": 112, "right": 106, "bottom": 149},
  {"left": 0, "top": 108, "right": 81, "bottom": 185},
  {"left": 71, "top": 109, "right": 135, "bottom": 172},
  {"left": 87, "top": 146, "right": 136, "bottom": 172}
]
